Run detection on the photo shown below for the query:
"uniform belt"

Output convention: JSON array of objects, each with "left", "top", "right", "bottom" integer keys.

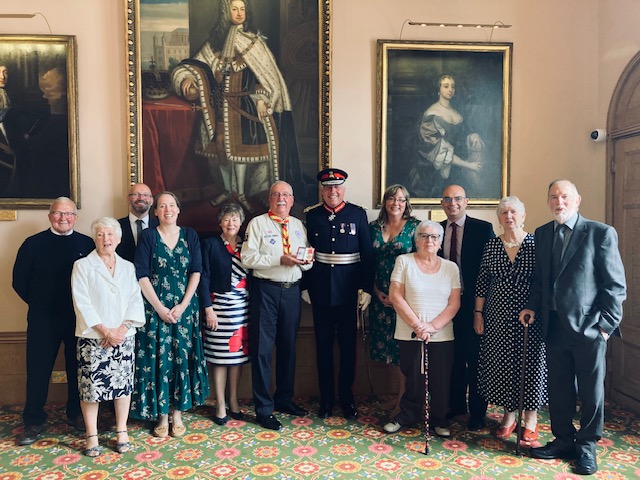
[
  {"left": 256, "top": 277, "right": 300, "bottom": 289},
  {"left": 315, "top": 252, "right": 361, "bottom": 265}
]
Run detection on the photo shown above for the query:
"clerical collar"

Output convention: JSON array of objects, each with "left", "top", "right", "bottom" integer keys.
[
  {"left": 323, "top": 201, "right": 346, "bottom": 215},
  {"left": 50, "top": 227, "right": 74, "bottom": 236}
]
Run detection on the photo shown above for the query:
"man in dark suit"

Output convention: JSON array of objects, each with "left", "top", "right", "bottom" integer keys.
[
  {"left": 439, "top": 184, "right": 495, "bottom": 430},
  {"left": 521, "top": 180, "right": 626, "bottom": 475},
  {"left": 12, "top": 197, "right": 94, "bottom": 445},
  {"left": 116, "top": 183, "right": 157, "bottom": 262}
]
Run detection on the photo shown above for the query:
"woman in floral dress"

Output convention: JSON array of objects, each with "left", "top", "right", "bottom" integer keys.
[
  {"left": 131, "top": 192, "right": 209, "bottom": 437},
  {"left": 369, "top": 184, "right": 419, "bottom": 410}
]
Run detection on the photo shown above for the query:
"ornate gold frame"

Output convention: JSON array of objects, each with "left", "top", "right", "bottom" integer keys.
[
  {"left": 376, "top": 40, "right": 512, "bottom": 207},
  {"left": 0, "top": 35, "right": 79, "bottom": 209},
  {"left": 124, "top": 0, "right": 332, "bottom": 185}
]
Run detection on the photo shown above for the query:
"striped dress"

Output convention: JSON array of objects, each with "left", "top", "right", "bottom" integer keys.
[{"left": 203, "top": 239, "right": 250, "bottom": 365}]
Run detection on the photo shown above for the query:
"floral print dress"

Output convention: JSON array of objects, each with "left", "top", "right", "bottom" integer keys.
[
  {"left": 131, "top": 229, "right": 209, "bottom": 419},
  {"left": 368, "top": 217, "right": 420, "bottom": 364}
]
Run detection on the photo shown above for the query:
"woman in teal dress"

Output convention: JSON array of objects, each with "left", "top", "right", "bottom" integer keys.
[
  {"left": 132, "top": 192, "right": 209, "bottom": 437},
  {"left": 369, "top": 184, "right": 419, "bottom": 411}
]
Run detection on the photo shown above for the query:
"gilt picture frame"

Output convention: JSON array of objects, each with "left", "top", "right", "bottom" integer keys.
[
  {"left": 376, "top": 40, "right": 512, "bottom": 207},
  {"left": 125, "top": 0, "right": 331, "bottom": 231},
  {"left": 0, "top": 35, "right": 79, "bottom": 209}
]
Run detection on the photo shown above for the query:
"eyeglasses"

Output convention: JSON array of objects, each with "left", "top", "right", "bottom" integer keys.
[
  {"left": 386, "top": 197, "right": 407, "bottom": 204},
  {"left": 50, "top": 211, "right": 77, "bottom": 218},
  {"left": 270, "top": 192, "right": 293, "bottom": 198},
  {"left": 442, "top": 196, "right": 466, "bottom": 203},
  {"left": 128, "top": 193, "right": 152, "bottom": 198},
  {"left": 417, "top": 233, "right": 441, "bottom": 241}
]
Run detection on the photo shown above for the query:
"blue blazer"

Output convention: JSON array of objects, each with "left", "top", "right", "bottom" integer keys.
[{"left": 526, "top": 214, "right": 626, "bottom": 342}]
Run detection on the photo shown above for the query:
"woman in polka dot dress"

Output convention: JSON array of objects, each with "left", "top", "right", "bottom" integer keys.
[{"left": 474, "top": 196, "right": 547, "bottom": 443}]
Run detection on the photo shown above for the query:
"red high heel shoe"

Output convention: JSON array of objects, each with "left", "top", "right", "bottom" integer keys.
[
  {"left": 521, "top": 424, "right": 539, "bottom": 442},
  {"left": 495, "top": 421, "right": 517, "bottom": 440}
]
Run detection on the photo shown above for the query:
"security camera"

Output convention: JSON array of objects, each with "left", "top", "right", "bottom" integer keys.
[{"left": 590, "top": 129, "right": 607, "bottom": 143}]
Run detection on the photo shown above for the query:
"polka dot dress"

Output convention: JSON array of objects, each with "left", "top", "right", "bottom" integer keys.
[{"left": 475, "top": 234, "right": 547, "bottom": 411}]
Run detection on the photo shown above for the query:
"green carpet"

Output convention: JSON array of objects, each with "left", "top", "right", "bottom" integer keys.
[{"left": 0, "top": 397, "right": 638, "bottom": 479}]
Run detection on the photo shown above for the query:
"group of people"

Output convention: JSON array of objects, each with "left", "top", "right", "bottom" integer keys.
[
  {"left": 12, "top": 176, "right": 626, "bottom": 475},
  {"left": 367, "top": 180, "right": 625, "bottom": 476}
]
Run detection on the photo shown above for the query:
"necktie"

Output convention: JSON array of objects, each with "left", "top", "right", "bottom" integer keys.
[
  {"left": 269, "top": 212, "right": 291, "bottom": 254},
  {"left": 449, "top": 223, "right": 458, "bottom": 265},
  {"left": 135, "top": 219, "right": 144, "bottom": 245},
  {"left": 551, "top": 224, "right": 566, "bottom": 280}
]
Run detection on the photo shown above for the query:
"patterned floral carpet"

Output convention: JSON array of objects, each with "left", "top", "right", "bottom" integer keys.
[{"left": 0, "top": 396, "right": 638, "bottom": 479}]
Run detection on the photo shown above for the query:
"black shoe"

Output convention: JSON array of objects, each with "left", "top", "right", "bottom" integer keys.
[
  {"left": 228, "top": 410, "right": 244, "bottom": 421},
  {"left": 18, "top": 424, "right": 44, "bottom": 445},
  {"left": 574, "top": 452, "right": 598, "bottom": 475},
  {"left": 317, "top": 404, "right": 333, "bottom": 419},
  {"left": 341, "top": 403, "right": 358, "bottom": 419},
  {"left": 67, "top": 415, "right": 86, "bottom": 432},
  {"left": 467, "top": 418, "right": 486, "bottom": 431},
  {"left": 275, "top": 403, "right": 308, "bottom": 417},
  {"left": 445, "top": 409, "right": 466, "bottom": 420},
  {"left": 256, "top": 414, "right": 282, "bottom": 431},
  {"left": 530, "top": 442, "right": 577, "bottom": 460},
  {"left": 213, "top": 415, "right": 229, "bottom": 426}
]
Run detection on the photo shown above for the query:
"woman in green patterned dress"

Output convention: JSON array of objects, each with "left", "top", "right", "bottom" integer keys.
[
  {"left": 131, "top": 192, "right": 209, "bottom": 437},
  {"left": 369, "top": 185, "right": 420, "bottom": 412}
]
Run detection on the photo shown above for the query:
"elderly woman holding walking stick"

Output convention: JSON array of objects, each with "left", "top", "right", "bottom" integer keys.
[{"left": 384, "top": 220, "right": 460, "bottom": 439}]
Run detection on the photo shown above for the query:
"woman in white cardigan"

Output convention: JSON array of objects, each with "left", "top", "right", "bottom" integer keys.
[{"left": 71, "top": 217, "right": 145, "bottom": 457}]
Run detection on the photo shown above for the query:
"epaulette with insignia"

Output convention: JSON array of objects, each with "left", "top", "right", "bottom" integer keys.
[{"left": 303, "top": 202, "right": 323, "bottom": 213}]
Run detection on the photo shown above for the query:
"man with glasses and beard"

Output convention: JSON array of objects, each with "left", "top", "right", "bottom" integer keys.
[{"left": 116, "top": 183, "right": 158, "bottom": 262}]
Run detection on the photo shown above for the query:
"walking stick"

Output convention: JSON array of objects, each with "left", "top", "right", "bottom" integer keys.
[
  {"left": 413, "top": 331, "right": 430, "bottom": 455},
  {"left": 423, "top": 337, "right": 430, "bottom": 455},
  {"left": 515, "top": 313, "right": 531, "bottom": 456}
]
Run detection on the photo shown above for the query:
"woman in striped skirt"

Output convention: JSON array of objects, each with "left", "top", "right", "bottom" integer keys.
[{"left": 200, "top": 203, "right": 250, "bottom": 424}]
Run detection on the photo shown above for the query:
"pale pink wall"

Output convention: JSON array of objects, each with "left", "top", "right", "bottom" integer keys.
[{"left": 0, "top": 0, "right": 638, "bottom": 331}]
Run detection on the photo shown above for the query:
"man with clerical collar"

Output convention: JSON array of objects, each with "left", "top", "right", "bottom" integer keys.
[
  {"left": 304, "top": 168, "right": 374, "bottom": 419},
  {"left": 12, "top": 197, "right": 95, "bottom": 445},
  {"left": 116, "top": 183, "right": 158, "bottom": 262}
]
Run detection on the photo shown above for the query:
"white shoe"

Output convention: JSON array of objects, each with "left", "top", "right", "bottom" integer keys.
[
  {"left": 434, "top": 427, "right": 451, "bottom": 437},
  {"left": 383, "top": 421, "right": 402, "bottom": 433}
]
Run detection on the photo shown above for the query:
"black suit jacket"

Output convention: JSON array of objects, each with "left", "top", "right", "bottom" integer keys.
[
  {"left": 440, "top": 216, "right": 495, "bottom": 311},
  {"left": 116, "top": 215, "right": 159, "bottom": 262},
  {"left": 526, "top": 214, "right": 626, "bottom": 342}
]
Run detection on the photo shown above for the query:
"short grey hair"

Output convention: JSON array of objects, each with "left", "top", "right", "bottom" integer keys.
[
  {"left": 415, "top": 220, "right": 444, "bottom": 242},
  {"left": 90, "top": 216, "right": 122, "bottom": 241},
  {"left": 49, "top": 196, "right": 76, "bottom": 214},
  {"left": 497, "top": 196, "right": 525, "bottom": 216},
  {"left": 218, "top": 202, "right": 245, "bottom": 224}
]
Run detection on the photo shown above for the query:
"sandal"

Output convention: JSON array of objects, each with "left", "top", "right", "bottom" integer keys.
[
  {"left": 115, "top": 430, "right": 131, "bottom": 453},
  {"left": 84, "top": 434, "right": 102, "bottom": 458},
  {"left": 153, "top": 424, "right": 169, "bottom": 438},
  {"left": 171, "top": 423, "right": 186, "bottom": 437}
]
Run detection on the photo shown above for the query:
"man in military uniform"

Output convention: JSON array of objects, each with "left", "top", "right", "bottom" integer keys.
[{"left": 304, "top": 168, "right": 374, "bottom": 419}]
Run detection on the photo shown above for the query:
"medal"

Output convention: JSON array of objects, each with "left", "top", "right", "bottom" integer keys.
[
  {"left": 328, "top": 213, "right": 335, "bottom": 221},
  {"left": 340, "top": 223, "right": 346, "bottom": 233},
  {"left": 349, "top": 223, "right": 356, "bottom": 235}
]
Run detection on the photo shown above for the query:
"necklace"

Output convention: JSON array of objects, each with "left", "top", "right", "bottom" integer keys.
[
  {"left": 438, "top": 101, "right": 452, "bottom": 109},
  {"left": 502, "top": 238, "right": 521, "bottom": 249}
]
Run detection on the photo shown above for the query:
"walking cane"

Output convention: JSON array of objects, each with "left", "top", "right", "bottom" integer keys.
[
  {"left": 413, "top": 331, "right": 430, "bottom": 455},
  {"left": 423, "top": 337, "right": 430, "bottom": 455},
  {"left": 515, "top": 313, "right": 531, "bottom": 456}
]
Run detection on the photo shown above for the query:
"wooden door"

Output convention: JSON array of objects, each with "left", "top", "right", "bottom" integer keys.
[{"left": 607, "top": 52, "right": 640, "bottom": 413}]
